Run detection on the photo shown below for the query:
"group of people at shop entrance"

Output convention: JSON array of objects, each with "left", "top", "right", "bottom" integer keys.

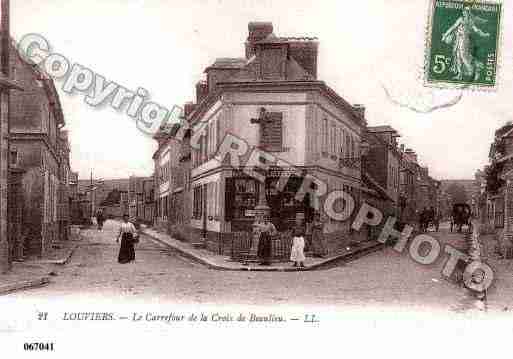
[{"left": 252, "top": 212, "right": 327, "bottom": 267}]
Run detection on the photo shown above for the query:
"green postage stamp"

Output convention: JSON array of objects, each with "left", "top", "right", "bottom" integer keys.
[{"left": 426, "top": 0, "right": 502, "bottom": 89}]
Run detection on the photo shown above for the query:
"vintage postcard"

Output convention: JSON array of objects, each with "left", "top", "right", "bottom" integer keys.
[{"left": 1, "top": 0, "right": 512, "bottom": 357}]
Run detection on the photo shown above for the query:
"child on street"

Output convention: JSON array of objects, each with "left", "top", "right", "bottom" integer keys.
[{"left": 290, "top": 228, "right": 306, "bottom": 268}]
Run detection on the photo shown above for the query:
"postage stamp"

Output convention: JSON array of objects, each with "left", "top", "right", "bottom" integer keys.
[{"left": 425, "top": 0, "right": 502, "bottom": 89}]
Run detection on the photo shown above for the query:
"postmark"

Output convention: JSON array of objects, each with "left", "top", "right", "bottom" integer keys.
[{"left": 425, "top": 0, "right": 502, "bottom": 90}]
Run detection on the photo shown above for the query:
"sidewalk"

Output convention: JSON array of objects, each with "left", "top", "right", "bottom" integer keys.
[
  {"left": 0, "top": 226, "right": 82, "bottom": 295},
  {"left": 141, "top": 226, "right": 385, "bottom": 271}
]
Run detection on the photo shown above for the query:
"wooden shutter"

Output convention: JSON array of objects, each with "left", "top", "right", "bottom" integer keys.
[
  {"left": 261, "top": 112, "right": 283, "bottom": 151},
  {"left": 216, "top": 117, "right": 221, "bottom": 155},
  {"left": 225, "top": 178, "right": 235, "bottom": 221}
]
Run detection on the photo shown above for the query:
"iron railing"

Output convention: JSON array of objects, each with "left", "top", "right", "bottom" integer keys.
[{"left": 230, "top": 231, "right": 293, "bottom": 262}]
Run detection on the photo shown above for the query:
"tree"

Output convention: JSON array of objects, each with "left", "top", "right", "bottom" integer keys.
[{"left": 446, "top": 183, "right": 468, "bottom": 204}]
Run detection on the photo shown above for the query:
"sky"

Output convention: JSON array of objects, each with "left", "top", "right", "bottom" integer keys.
[{"left": 10, "top": 0, "right": 513, "bottom": 181}]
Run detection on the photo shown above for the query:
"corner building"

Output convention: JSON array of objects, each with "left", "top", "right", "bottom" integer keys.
[{"left": 186, "top": 22, "right": 367, "bottom": 254}]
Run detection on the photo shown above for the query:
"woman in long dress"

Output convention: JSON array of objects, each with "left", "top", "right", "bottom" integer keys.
[
  {"left": 442, "top": 8, "right": 490, "bottom": 81},
  {"left": 117, "top": 214, "right": 138, "bottom": 264},
  {"left": 254, "top": 215, "right": 277, "bottom": 265},
  {"left": 311, "top": 213, "right": 326, "bottom": 258}
]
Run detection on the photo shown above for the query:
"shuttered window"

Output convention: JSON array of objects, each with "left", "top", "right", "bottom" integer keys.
[{"left": 260, "top": 112, "right": 283, "bottom": 151}]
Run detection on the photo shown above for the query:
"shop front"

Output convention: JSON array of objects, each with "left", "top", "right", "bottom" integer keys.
[{"left": 225, "top": 168, "right": 314, "bottom": 233}]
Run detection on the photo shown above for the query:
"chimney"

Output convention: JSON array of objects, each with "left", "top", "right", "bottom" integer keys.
[
  {"left": 405, "top": 148, "right": 418, "bottom": 163},
  {"left": 353, "top": 104, "right": 366, "bottom": 120},
  {"left": 196, "top": 80, "right": 208, "bottom": 104},
  {"left": 288, "top": 40, "right": 319, "bottom": 79},
  {"left": 245, "top": 22, "right": 274, "bottom": 59}
]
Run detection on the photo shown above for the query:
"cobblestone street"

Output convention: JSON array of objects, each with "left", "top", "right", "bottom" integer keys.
[{"left": 7, "top": 221, "right": 511, "bottom": 313}]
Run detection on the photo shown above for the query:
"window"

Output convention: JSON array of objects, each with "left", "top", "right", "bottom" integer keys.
[
  {"left": 208, "top": 119, "right": 219, "bottom": 159},
  {"left": 337, "top": 128, "right": 342, "bottom": 158},
  {"left": 260, "top": 112, "right": 283, "bottom": 151},
  {"left": 214, "top": 182, "right": 219, "bottom": 217},
  {"left": 206, "top": 182, "right": 218, "bottom": 219},
  {"left": 10, "top": 149, "right": 18, "bottom": 166},
  {"left": 193, "top": 186, "right": 204, "bottom": 219},
  {"left": 201, "top": 125, "right": 208, "bottom": 162},
  {"left": 197, "top": 132, "right": 204, "bottom": 165},
  {"left": 163, "top": 196, "right": 168, "bottom": 218},
  {"left": 226, "top": 178, "right": 258, "bottom": 220},
  {"left": 340, "top": 130, "right": 345, "bottom": 158},
  {"left": 345, "top": 133, "right": 351, "bottom": 158},
  {"left": 322, "top": 118, "right": 328, "bottom": 154}
]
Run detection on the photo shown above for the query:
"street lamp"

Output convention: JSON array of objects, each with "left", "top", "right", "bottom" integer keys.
[{"left": 88, "top": 172, "right": 104, "bottom": 219}]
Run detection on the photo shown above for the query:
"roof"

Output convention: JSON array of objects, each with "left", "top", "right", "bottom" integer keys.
[
  {"left": 254, "top": 33, "right": 319, "bottom": 44},
  {"left": 204, "top": 58, "right": 248, "bottom": 72},
  {"left": 367, "top": 125, "right": 400, "bottom": 137},
  {"left": 3, "top": 38, "right": 64, "bottom": 125},
  {"left": 152, "top": 123, "right": 182, "bottom": 159},
  {"left": 501, "top": 127, "right": 513, "bottom": 139},
  {"left": 188, "top": 80, "right": 366, "bottom": 128},
  {"left": 363, "top": 172, "right": 395, "bottom": 202},
  {"left": 495, "top": 123, "right": 513, "bottom": 138},
  {"left": 41, "top": 77, "right": 65, "bottom": 127}
]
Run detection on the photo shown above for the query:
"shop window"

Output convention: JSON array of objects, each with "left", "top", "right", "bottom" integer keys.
[{"left": 231, "top": 178, "right": 258, "bottom": 219}]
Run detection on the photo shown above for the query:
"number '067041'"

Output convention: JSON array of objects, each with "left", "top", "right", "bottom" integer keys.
[{"left": 23, "top": 343, "right": 54, "bottom": 351}]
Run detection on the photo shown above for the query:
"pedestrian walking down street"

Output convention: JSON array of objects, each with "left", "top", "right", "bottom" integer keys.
[
  {"left": 117, "top": 214, "right": 138, "bottom": 264},
  {"left": 254, "top": 215, "right": 277, "bottom": 266},
  {"left": 311, "top": 213, "right": 327, "bottom": 258},
  {"left": 290, "top": 228, "right": 306, "bottom": 268},
  {"left": 96, "top": 208, "right": 105, "bottom": 231}
]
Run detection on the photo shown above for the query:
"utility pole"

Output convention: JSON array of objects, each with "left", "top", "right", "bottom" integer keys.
[
  {"left": 90, "top": 170, "right": 93, "bottom": 220},
  {"left": 0, "top": 0, "right": 10, "bottom": 273}
]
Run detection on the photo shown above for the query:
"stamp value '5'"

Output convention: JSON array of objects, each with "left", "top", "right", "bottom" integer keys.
[{"left": 426, "top": 0, "right": 502, "bottom": 89}]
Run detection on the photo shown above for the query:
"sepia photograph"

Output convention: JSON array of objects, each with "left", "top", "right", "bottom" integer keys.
[{"left": 1, "top": 0, "right": 512, "bottom": 357}]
